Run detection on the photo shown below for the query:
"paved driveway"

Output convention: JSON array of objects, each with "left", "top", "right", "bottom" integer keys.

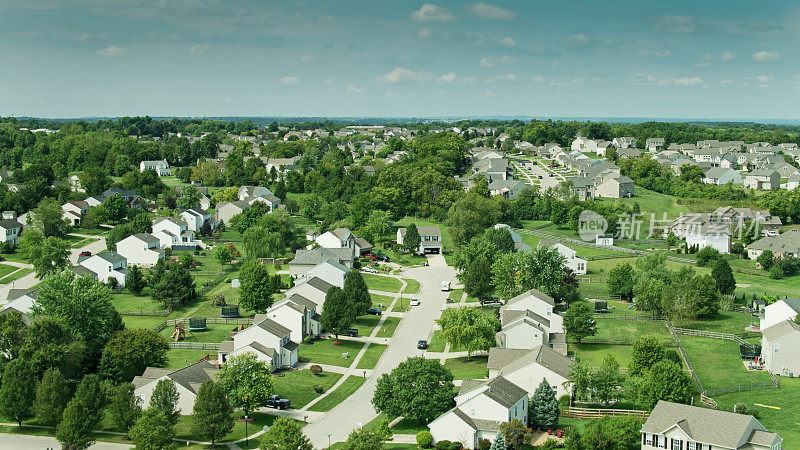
[{"left": 303, "top": 259, "right": 458, "bottom": 448}]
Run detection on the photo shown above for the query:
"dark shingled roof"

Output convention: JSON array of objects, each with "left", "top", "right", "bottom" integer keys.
[{"left": 457, "top": 376, "right": 527, "bottom": 408}]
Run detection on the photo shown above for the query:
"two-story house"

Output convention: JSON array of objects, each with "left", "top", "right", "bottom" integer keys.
[
  {"left": 177, "top": 208, "right": 214, "bottom": 233},
  {"left": 315, "top": 228, "right": 357, "bottom": 257},
  {"left": 487, "top": 345, "right": 573, "bottom": 398},
  {"left": 217, "top": 317, "right": 299, "bottom": 369},
  {"left": 152, "top": 217, "right": 197, "bottom": 249},
  {"left": 0, "top": 212, "right": 23, "bottom": 245},
  {"left": 133, "top": 361, "right": 219, "bottom": 415},
  {"left": 77, "top": 251, "right": 128, "bottom": 286},
  {"left": 262, "top": 295, "right": 321, "bottom": 343},
  {"left": 215, "top": 201, "right": 249, "bottom": 226},
  {"left": 397, "top": 225, "right": 443, "bottom": 254},
  {"left": 61, "top": 201, "right": 88, "bottom": 226},
  {"left": 139, "top": 160, "right": 171, "bottom": 176},
  {"left": 116, "top": 233, "right": 165, "bottom": 267},
  {"left": 537, "top": 239, "right": 587, "bottom": 275}
]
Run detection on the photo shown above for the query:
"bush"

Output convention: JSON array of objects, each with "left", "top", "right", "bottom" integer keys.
[
  {"left": 769, "top": 265, "right": 784, "bottom": 279},
  {"left": 696, "top": 246, "right": 720, "bottom": 267},
  {"left": 558, "top": 395, "right": 571, "bottom": 409},
  {"left": 313, "top": 385, "right": 323, "bottom": 394},
  {"left": 416, "top": 431, "right": 433, "bottom": 448},
  {"left": 310, "top": 365, "right": 323, "bottom": 375},
  {"left": 477, "top": 438, "right": 491, "bottom": 450},
  {"left": 303, "top": 336, "right": 312, "bottom": 344},
  {"left": 435, "top": 440, "right": 461, "bottom": 450}
]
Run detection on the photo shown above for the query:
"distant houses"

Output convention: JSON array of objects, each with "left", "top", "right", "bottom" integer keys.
[
  {"left": 537, "top": 239, "right": 587, "bottom": 275},
  {"left": 139, "top": 160, "right": 171, "bottom": 176}
]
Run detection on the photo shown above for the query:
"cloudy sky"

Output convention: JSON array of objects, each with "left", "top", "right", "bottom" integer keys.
[{"left": 1, "top": 0, "right": 798, "bottom": 119}]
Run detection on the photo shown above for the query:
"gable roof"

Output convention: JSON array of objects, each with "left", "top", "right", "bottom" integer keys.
[
  {"left": 134, "top": 360, "right": 218, "bottom": 395},
  {"left": 747, "top": 230, "right": 800, "bottom": 254},
  {"left": 458, "top": 376, "right": 527, "bottom": 409},
  {"left": 762, "top": 319, "right": 800, "bottom": 341},
  {"left": 290, "top": 247, "right": 354, "bottom": 265},
  {"left": 502, "top": 288, "right": 555, "bottom": 308},
  {"left": 254, "top": 317, "right": 291, "bottom": 338}
]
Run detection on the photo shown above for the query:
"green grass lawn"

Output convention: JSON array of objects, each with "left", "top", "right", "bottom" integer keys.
[
  {"left": 363, "top": 273, "right": 402, "bottom": 292},
  {"left": 363, "top": 412, "right": 429, "bottom": 435},
  {"left": 307, "top": 375, "right": 367, "bottom": 412},
  {"left": 679, "top": 310, "right": 756, "bottom": 334},
  {"left": 174, "top": 412, "right": 279, "bottom": 443},
  {"left": 583, "top": 318, "right": 673, "bottom": 344},
  {"left": 160, "top": 323, "right": 234, "bottom": 343},
  {"left": 444, "top": 355, "right": 489, "bottom": 380},
  {"left": 70, "top": 237, "right": 100, "bottom": 248},
  {"left": 402, "top": 278, "right": 420, "bottom": 294},
  {"left": 353, "top": 315, "right": 381, "bottom": 336},
  {"left": 680, "top": 336, "right": 771, "bottom": 388},
  {"left": 165, "top": 349, "right": 211, "bottom": 369},
  {"left": 110, "top": 291, "right": 161, "bottom": 312},
  {"left": 356, "top": 343, "right": 388, "bottom": 369},
  {"left": 1, "top": 252, "right": 28, "bottom": 264},
  {"left": 448, "top": 288, "right": 464, "bottom": 303},
  {"left": 70, "top": 226, "right": 109, "bottom": 236},
  {"left": 299, "top": 340, "right": 364, "bottom": 367},
  {"left": 428, "top": 330, "right": 458, "bottom": 352},
  {"left": 571, "top": 343, "right": 635, "bottom": 368},
  {"left": 272, "top": 370, "right": 343, "bottom": 409},
  {"left": 371, "top": 293, "right": 395, "bottom": 309},
  {"left": 0, "top": 262, "right": 20, "bottom": 280},
  {"left": 0, "top": 267, "right": 32, "bottom": 284},
  {"left": 376, "top": 316, "right": 401, "bottom": 338},
  {"left": 392, "top": 297, "right": 411, "bottom": 312}
]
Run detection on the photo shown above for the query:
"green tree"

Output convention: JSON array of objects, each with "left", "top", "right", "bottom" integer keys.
[
  {"left": 129, "top": 408, "right": 175, "bottom": 450},
  {"left": 463, "top": 256, "right": 494, "bottom": 300},
  {"left": 581, "top": 416, "right": 642, "bottom": 450},
  {"left": 19, "top": 230, "right": 70, "bottom": 278},
  {"left": 469, "top": 174, "right": 490, "bottom": 197},
  {"left": 238, "top": 259, "right": 276, "bottom": 313},
  {"left": 403, "top": 223, "right": 421, "bottom": 254},
  {"left": 640, "top": 360, "right": 697, "bottom": 408},
  {"left": 695, "top": 246, "right": 721, "bottom": 267},
  {"left": 499, "top": 419, "right": 531, "bottom": 450},
  {"left": 343, "top": 428, "right": 383, "bottom": 450},
  {"left": 243, "top": 227, "right": 285, "bottom": 259},
  {"left": 149, "top": 378, "right": 180, "bottom": 426},
  {"left": 321, "top": 286, "right": 356, "bottom": 340},
  {"left": 107, "top": 383, "right": 141, "bottom": 435},
  {"left": 98, "top": 329, "right": 170, "bottom": 382},
  {"left": 150, "top": 261, "right": 196, "bottom": 310},
  {"left": 0, "top": 358, "right": 36, "bottom": 427},
  {"left": 563, "top": 302, "right": 597, "bottom": 343},
  {"left": 56, "top": 375, "right": 105, "bottom": 450},
  {"left": 363, "top": 209, "right": 392, "bottom": 243},
  {"left": 490, "top": 433, "right": 507, "bottom": 450},
  {"left": 192, "top": 380, "right": 234, "bottom": 447},
  {"left": 79, "top": 167, "right": 113, "bottom": 196},
  {"left": 30, "top": 197, "right": 70, "bottom": 238},
  {"left": 374, "top": 418, "right": 394, "bottom": 441},
  {"left": 665, "top": 231, "right": 678, "bottom": 247},
  {"left": 373, "top": 357, "right": 456, "bottom": 424},
  {"left": 343, "top": 269, "right": 371, "bottom": 315},
  {"left": 0, "top": 311, "right": 26, "bottom": 361},
  {"left": 607, "top": 263, "right": 635, "bottom": 300},
  {"left": 566, "top": 360, "right": 591, "bottom": 402},
  {"left": 757, "top": 250, "right": 774, "bottom": 269},
  {"left": 177, "top": 185, "right": 202, "bottom": 209},
  {"left": 591, "top": 354, "right": 622, "bottom": 405},
  {"left": 101, "top": 194, "right": 129, "bottom": 224},
  {"left": 491, "top": 247, "right": 565, "bottom": 298},
  {"left": 126, "top": 264, "right": 146, "bottom": 296},
  {"left": 436, "top": 307, "right": 499, "bottom": 360},
  {"left": 529, "top": 378, "right": 559, "bottom": 430},
  {"left": 34, "top": 367, "right": 70, "bottom": 428},
  {"left": 629, "top": 336, "right": 665, "bottom": 377},
  {"left": 259, "top": 416, "right": 313, "bottom": 450},
  {"left": 215, "top": 244, "right": 233, "bottom": 268},
  {"left": 218, "top": 353, "right": 274, "bottom": 418}
]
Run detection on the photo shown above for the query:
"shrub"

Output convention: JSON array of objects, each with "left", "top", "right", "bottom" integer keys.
[
  {"left": 416, "top": 431, "right": 433, "bottom": 448},
  {"left": 477, "top": 438, "right": 491, "bottom": 450},
  {"left": 558, "top": 395, "right": 571, "bottom": 409},
  {"left": 313, "top": 385, "right": 323, "bottom": 394},
  {"left": 303, "top": 336, "right": 312, "bottom": 344},
  {"left": 435, "top": 439, "right": 453, "bottom": 450},
  {"left": 769, "top": 265, "right": 784, "bottom": 279},
  {"left": 310, "top": 365, "right": 323, "bottom": 375}
]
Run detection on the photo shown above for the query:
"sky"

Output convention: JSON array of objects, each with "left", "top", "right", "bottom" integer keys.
[{"left": 1, "top": 0, "right": 799, "bottom": 120}]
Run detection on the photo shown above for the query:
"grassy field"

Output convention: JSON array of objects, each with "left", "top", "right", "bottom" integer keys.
[
  {"left": 353, "top": 315, "right": 381, "bottom": 336},
  {"left": 0, "top": 267, "right": 32, "bottom": 284},
  {"left": 307, "top": 375, "right": 366, "bottom": 412},
  {"left": 299, "top": 340, "right": 364, "bottom": 367},
  {"left": 571, "top": 343, "right": 635, "bottom": 367},
  {"left": 371, "top": 293, "right": 395, "bottom": 309},
  {"left": 70, "top": 237, "right": 100, "bottom": 248},
  {"left": 356, "top": 343, "right": 388, "bottom": 369},
  {"left": 272, "top": 369, "right": 343, "bottom": 409},
  {"left": 581, "top": 318, "right": 673, "bottom": 344},
  {"left": 680, "top": 310, "right": 756, "bottom": 334},
  {"left": 444, "top": 355, "right": 489, "bottom": 380},
  {"left": 159, "top": 323, "right": 234, "bottom": 343},
  {"left": 402, "top": 278, "right": 420, "bottom": 294},
  {"left": 0, "top": 263, "right": 20, "bottom": 280},
  {"left": 363, "top": 273, "right": 402, "bottom": 292},
  {"left": 448, "top": 288, "right": 464, "bottom": 303},
  {"left": 376, "top": 316, "right": 401, "bottom": 338},
  {"left": 165, "top": 349, "right": 211, "bottom": 369},
  {"left": 680, "top": 336, "right": 771, "bottom": 388}
]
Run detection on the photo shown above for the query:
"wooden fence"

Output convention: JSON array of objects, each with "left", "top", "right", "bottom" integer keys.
[
  {"left": 594, "top": 313, "right": 665, "bottom": 321},
  {"left": 704, "top": 381, "right": 777, "bottom": 397},
  {"left": 117, "top": 309, "right": 170, "bottom": 317},
  {"left": 560, "top": 407, "right": 649, "bottom": 419},
  {"left": 154, "top": 317, "right": 254, "bottom": 333},
  {"left": 669, "top": 327, "right": 757, "bottom": 348},
  {"left": 168, "top": 341, "right": 220, "bottom": 350}
]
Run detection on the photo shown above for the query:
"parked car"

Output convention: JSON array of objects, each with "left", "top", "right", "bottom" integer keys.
[
  {"left": 79, "top": 251, "right": 92, "bottom": 257},
  {"left": 365, "top": 307, "right": 382, "bottom": 315},
  {"left": 440, "top": 281, "right": 451, "bottom": 291},
  {"left": 265, "top": 394, "right": 290, "bottom": 410},
  {"left": 341, "top": 328, "right": 359, "bottom": 337},
  {"left": 375, "top": 254, "right": 390, "bottom": 262},
  {"left": 362, "top": 266, "right": 378, "bottom": 273},
  {"left": 417, "top": 340, "right": 428, "bottom": 350},
  {"left": 409, "top": 298, "right": 420, "bottom": 306}
]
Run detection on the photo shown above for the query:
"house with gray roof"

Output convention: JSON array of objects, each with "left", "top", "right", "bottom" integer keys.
[
  {"left": 594, "top": 175, "right": 635, "bottom": 198},
  {"left": 397, "top": 225, "right": 443, "bottom": 254},
  {"left": 744, "top": 169, "right": 780, "bottom": 190},
  {"left": 747, "top": 229, "right": 800, "bottom": 260},
  {"left": 76, "top": 251, "right": 127, "bottom": 286},
  {"left": 288, "top": 247, "right": 355, "bottom": 277},
  {"left": 215, "top": 200, "right": 249, "bottom": 226},
  {"left": 761, "top": 319, "right": 800, "bottom": 377},
  {"left": 0, "top": 288, "right": 38, "bottom": 323},
  {"left": 702, "top": 167, "right": 743, "bottom": 186},
  {"left": 217, "top": 316, "right": 298, "bottom": 370},
  {"left": 133, "top": 361, "right": 219, "bottom": 415},
  {"left": 641, "top": 400, "right": 781, "bottom": 450},
  {"left": 487, "top": 345, "right": 573, "bottom": 398},
  {"left": 116, "top": 233, "right": 165, "bottom": 267}
]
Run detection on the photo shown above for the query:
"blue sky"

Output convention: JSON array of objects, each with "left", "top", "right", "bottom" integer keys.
[{"left": 0, "top": 0, "right": 798, "bottom": 119}]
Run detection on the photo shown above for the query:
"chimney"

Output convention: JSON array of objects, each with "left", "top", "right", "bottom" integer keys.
[{"left": 2, "top": 211, "right": 16, "bottom": 220}]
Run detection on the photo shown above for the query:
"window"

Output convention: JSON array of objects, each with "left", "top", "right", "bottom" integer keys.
[
  {"left": 775, "top": 343, "right": 780, "bottom": 354},
  {"left": 671, "top": 439, "right": 682, "bottom": 450},
  {"left": 644, "top": 434, "right": 651, "bottom": 445},
  {"left": 687, "top": 441, "right": 696, "bottom": 450}
]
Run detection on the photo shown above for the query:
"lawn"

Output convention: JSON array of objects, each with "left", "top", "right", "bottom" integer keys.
[
  {"left": 173, "top": 412, "right": 280, "bottom": 443},
  {"left": 70, "top": 237, "right": 100, "bottom": 248},
  {"left": 571, "top": 343, "right": 635, "bottom": 368},
  {"left": 371, "top": 293, "right": 395, "bottom": 309},
  {"left": 583, "top": 318, "right": 673, "bottom": 344},
  {"left": 402, "top": 278, "right": 420, "bottom": 294},
  {"left": 165, "top": 349, "right": 211, "bottom": 369},
  {"left": 70, "top": 226, "right": 109, "bottom": 236},
  {"left": 363, "top": 412, "right": 429, "bottom": 435},
  {"left": 299, "top": 340, "right": 365, "bottom": 367},
  {"left": 444, "top": 355, "right": 489, "bottom": 380},
  {"left": 679, "top": 310, "right": 756, "bottom": 334},
  {"left": 353, "top": 315, "right": 382, "bottom": 336},
  {"left": 376, "top": 316, "right": 401, "bottom": 338},
  {"left": 363, "top": 273, "right": 402, "bottom": 292},
  {"left": 272, "top": 369, "right": 343, "bottom": 409},
  {"left": 428, "top": 330, "right": 459, "bottom": 352},
  {"left": 159, "top": 323, "right": 234, "bottom": 343},
  {"left": 0, "top": 267, "right": 32, "bottom": 284},
  {"left": 0, "top": 262, "right": 20, "bottom": 280},
  {"left": 356, "top": 343, "right": 388, "bottom": 369},
  {"left": 680, "top": 336, "right": 771, "bottom": 388},
  {"left": 307, "top": 375, "right": 367, "bottom": 412},
  {"left": 448, "top": 288, "right": 464, "bottom": 303}
]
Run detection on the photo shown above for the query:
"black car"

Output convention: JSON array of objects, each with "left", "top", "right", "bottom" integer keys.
[
  {"left": 265, "top": 394, "right": 290, "bottom": 410},
  {"left": 375, "top": 254, "right": 390, "bottom": 262},
  {"left": 341, "top": 328, "right": 359, "bottom": 337},
  {"left": 417, "top": 340, "right": 428, "bottom": 350},
  {"left": 365, "top": 307, "right": 382, "bottom": 315}
]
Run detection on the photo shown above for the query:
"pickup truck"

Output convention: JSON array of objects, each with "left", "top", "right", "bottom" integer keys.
[{"left": 265, "top": 394, "right": 290, "bottom": 410}]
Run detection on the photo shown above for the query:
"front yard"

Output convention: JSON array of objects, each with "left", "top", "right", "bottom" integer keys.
[
  {"left": 363, "top": 273, "right": 402, "bottom": 293},
  {"left": 444, "top": 355, "right": 489, "bottom": 380},
  {"left": 272, "top": 369, "right": 343, "bottom": 409},
  {"left": 298, "top": 340, "right": 365, "bottom": 367}
]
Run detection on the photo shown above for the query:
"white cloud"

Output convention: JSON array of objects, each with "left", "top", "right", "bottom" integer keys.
[
  {"left": 499, "top": 36, "right": 515, "bottom": 47},
  {"left": 720, "top": 51, "right": 737, "bottom": 62},
  {"left": 462, "top": 77, "right": 477, "bottom": 83},
  {"left": 532, "top": 75, "right": 545, "bottom": 83},
  {"left": 95, "top": 46, "right": 125, "bottom": 56},
  {"left": 438, "top": 72, "right": 457, "bottom": 83},
  {"left": 549, "top": 77, "right": 586, "bottom": 87},
  {"left": 655, "top": 15, "right": 696, "bottom": 34},
  {"left": 751, "top": 51, "right": 780, "bottom": 62},
  {"left": 479, "top": 57, "right": 495, "bottom": 67},
  {"left": 755, "top": 75, "right": 774, "bottom": 83},
  {"left": 500, "top": 54, "right": 518, "bottom": 64},
  {"left": 417, "top": 28, "right": 432, "bottom": 39},
  {"left": 280, "top": 76, "right": 300, "bottom": 85},
  {"left": 635, "top": 48, "right": 671, "bottom": 58},
  {"left": 410, "top": 4, "right": 454, "bottom": 22},
  {"left": 719, "top": 79, "right": 734, "bottom": 86},
  {"left": 564, "top": 34, "right": 589, "bottom": 47},
  {"left": 189, "top": 44, "right": 209, "bottom": 54},
  {"left": 299, "top": 55, "right": 314, "bottom": 63},
  {"left": 375, "top": 66, "right": 429, "bottom": 83},
  {"left": 324, "top": 78, "right": 334, "bottom": 84},
  {"left": 346, "top": 85, "right": 364, "bottom": 94},
  {"left": 632, "top": 73, "right": 703, "bottom": 87},
  {"left": 674, "top": 76, "right": 703, "bottom": 86},
  {"left": 485, "top": 74, "right": 516, "bottom": 83},
  {"left": 469, "top": 2, "right": 516, "bottom": 20}
]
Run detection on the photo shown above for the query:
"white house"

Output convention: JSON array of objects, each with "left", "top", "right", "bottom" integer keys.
[
  {"left": 282, "top": 276, "right": 334, "bottom": 311},
  {"left": 139, "top": 160, "right": 171, "bottom": 176},
  {"left": 0, "top": 288, "right": 38, "bottom": 323},
  {"left": 685, "top": 224, "right": 731, "bottom": 254},
  {"left": 263, "top": 296, "right": 321, "bottom": 343},
  {"left": 238, "top": 186, "right": 274, "bottom": 201},
  {"left": 761, "top": 319, "right": 800, "bottom": 377},
  {"left": 62, "top": 201, "right": 88, "bottom": 226},
  {"left": 217, "top": 317, "right": 299, "bottom": 369},
  {"left": 645, "top": 138, "right": 665, "bottom": 151},
  {"left": 133, "top": 361, "right": 219, "bottom": 415},
  {"left": 496, "top": 310, "right": 551, "bottom": 350},
  {"left": 288, "top": 247, "right": 355, "bottom": 277},
  {"left": 595, "top": 234, "right": 614, "bottom": 246},
  {"left": 702, "top": 167, "right": 743, "bottom": 186},
  {"left": 761, "top": 299, "right": 800, "bottom": 331},
  {"left": 315, "top": 228, "right": 357, "bottom": 255},
  {"left": 299, "top": 259, "right": 349, "bottom": 288},
  {"left": 0, "top": 214, "right": 23, "bottom": 245},
  {"left": 641, "top": 400, "right": 782, "bottom": 450},
  {"left": 152, "top": 217, "right": 198, "bottom": 249},
  {"left": 244, "top": 194, "right": 281, "bottom": 212},
  {"left": 77, "top": 251, "right": 128, "bottom": 286},
  {"left": 115, "top": 233, "right": 165, "bottom": 267},
  {"left": 397, "top": 225, "right": 443, "bottom": 254},
  {"left": 215, "top": 201, "right": 249, "bottom": 226},
  {"left": 612, "top": 137, "right": 637, "bottom": 148},
  {"left": 500, "top": 289, "right": 564, "bottom": 334},
  {"left": 177, "top": 208, "right": 214, "bottom": 233},
  {"left": 429, "top": 376, "right": 528, "bottom": 449},
  {"left": 487, "top": 346, "right": 573, "bottom": 398},
  {"left": 537, "top": 239, "right": 587, "bottom": 275}
]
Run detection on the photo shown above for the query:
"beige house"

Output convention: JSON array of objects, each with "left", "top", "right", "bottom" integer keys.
[
  {"left": 761, "top": 319, "right": 800, "bottom": 377},
  {"left": 487, "top": 346, "right": 573, "bottom": 398},
  {"left": 594, "top": 175, "right": 635, "bottom": 198},
  {"left": 133, "top": 361, "right": 219, "bottom": 415}
]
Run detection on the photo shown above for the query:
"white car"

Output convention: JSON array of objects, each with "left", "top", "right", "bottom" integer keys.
[
  {"left": 410, "top": 299, "right": 420, "bottom": 306},
  {"left": 361, "top": 267, "right": 378, "bottom": 273}
]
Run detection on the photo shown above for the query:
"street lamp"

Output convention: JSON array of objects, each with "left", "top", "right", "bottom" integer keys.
[{"left": 327, "top": 433, "right": 332, "bottom": 449}]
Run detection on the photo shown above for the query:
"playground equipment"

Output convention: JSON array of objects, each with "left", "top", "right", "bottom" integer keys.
[
  {"left": 739, "top": 344, "right": 762, "bottom": 359},
  {"left": 170, "top": 322, "right": 197, "bottom": 342},
  {"left": 212, "top": 295, "right": 227, "bottom": 307},
  {"left": 593, "top": 301, "right": 608, "bottom": 312},
  {"left": 188, "top": 317, "right": 208, "bottom": 331},
  {"left": 221, "top": 305, "right": 240, "bottom": 318},
  {"left": 230, "top": 324, "right": 247, "bottom": 338}
]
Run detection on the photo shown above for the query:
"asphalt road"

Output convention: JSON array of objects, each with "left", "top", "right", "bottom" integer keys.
[
  {"left": 0, "top": 434, "right": 131, "bottom": 449},
  {"left": 303, "top": 254, "right": 457, "bottom": 448}
]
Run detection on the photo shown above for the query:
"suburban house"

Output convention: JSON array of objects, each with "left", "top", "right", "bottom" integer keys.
[
  {"left": 0, "top": 288, "right": 38, "bottom": 323},
  {"left": 244, "top": 193, "right": 281, "bottom": 212},
  {"left": 761, "top": 299, "right": 800, "bottom": 331},
  {"left": 139, "top": 160, "right": 171, "bottom": 176},
  {"left": 493, "top": 224, "right": 531, "bottom": 252},
  {"left": 288, "top": 247, "right": 355, "bottom": 277},
  {"left": 152, "top": 217, "right": 198, "bottom": 250},
  {"left": 0, "top": 213, "right": 23, "bottom": 245},
  {"left": 177, "top": 208, "right": 214, "bottom": 233},
  {"left": 761, "top": 319, "right": 800, "bottom": 377},
  {"left": 262, "top": 296, "right": 321, "bottom": 343},
  {"left": 354, "top": 237, "right": 372, "bottom": 255},
  {"left": 567, "top": 176, "right": 594, "bottom": 201},
  {"left": 645, "top": 138, "right": 665, "bottom": 151},
  {"left": 61, "top": 200, "right": 88, "bottom": 226},
  {"left": 487, "top": 346, "right": 573, "bottom": 398},
  {"left": 215, "top": 201, "right": 249, "bottom": 226},
  {"left": 133, "top": 361, "right": 219, "bottom": 415},
  {"left": 702, "top": 167, "right": 743, "bottom": 185},
  {"left": 428, "top": 376, "right": 528, "bottom": 449},
  {"left": 315, "top": 228, "right": 357, "bottom": 257},
  {"left": 498, "top": 289, "right": 566, "bottom": 354},
  {"left": 537, "top": 239, "right": 587, "bottom": 275},
  {"left": 238, "top": 185, "right": 274, "bottom": 201},
  {"left": 397, "top": 225, "right": 443, "bottom": 254},
  {"left": 488, "top": 179, "right": 527, "bottom": 200},
  {"left": 217, "top": 317, "right": 299, "bottom": 369},
  {"left": 281, "top": 277, "right": 334, "bottom": 311},
  {"left": 298, "top": 259, "right": 349, "bottom": 288},
  {"left": 743, "top": 169, "right": 780, "bottom": 190},
  {"left": 612, "top": 137, "right": 637, "bottom": 148},
  {"left": 594, "top": 175, "right": 635, "bottom": 198},
  {"left": 473, "top": 158, "right": 511, "bottom": 180},
  {"left": 711, "top": 207, "right": 782, "bottom": 236},
  {"left": 747, "top": 230, "right": 800, "bottom": 260},
  {"left": 669, "top": 213, "right": 732, "bottom": 253},
  {"left": 76, "top": 251, "right": 128, "bottom": 286},
  {"left": 86, "top": 188, "right": 143, "bottom": 208},
  {"left": 641, "top": 400, "right": 782, "bottom": 450},
  {"left": 595, "top": 234, "right": 614, "bottom": 246},
  {"left": 115, "top": 233, "right": 165, "bottom": 267}
]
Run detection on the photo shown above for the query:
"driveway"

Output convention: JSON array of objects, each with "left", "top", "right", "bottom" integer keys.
[{"left": 302, "top": 259, "right": 458, "bottom": 448}]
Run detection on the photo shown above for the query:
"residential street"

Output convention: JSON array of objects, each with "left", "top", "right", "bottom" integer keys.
[
  {"left": 303, "top": 254, "right": 457, "bottom": 448},
  {"left": 0, "top": 433, "right": 131, "bottom": 449}
]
